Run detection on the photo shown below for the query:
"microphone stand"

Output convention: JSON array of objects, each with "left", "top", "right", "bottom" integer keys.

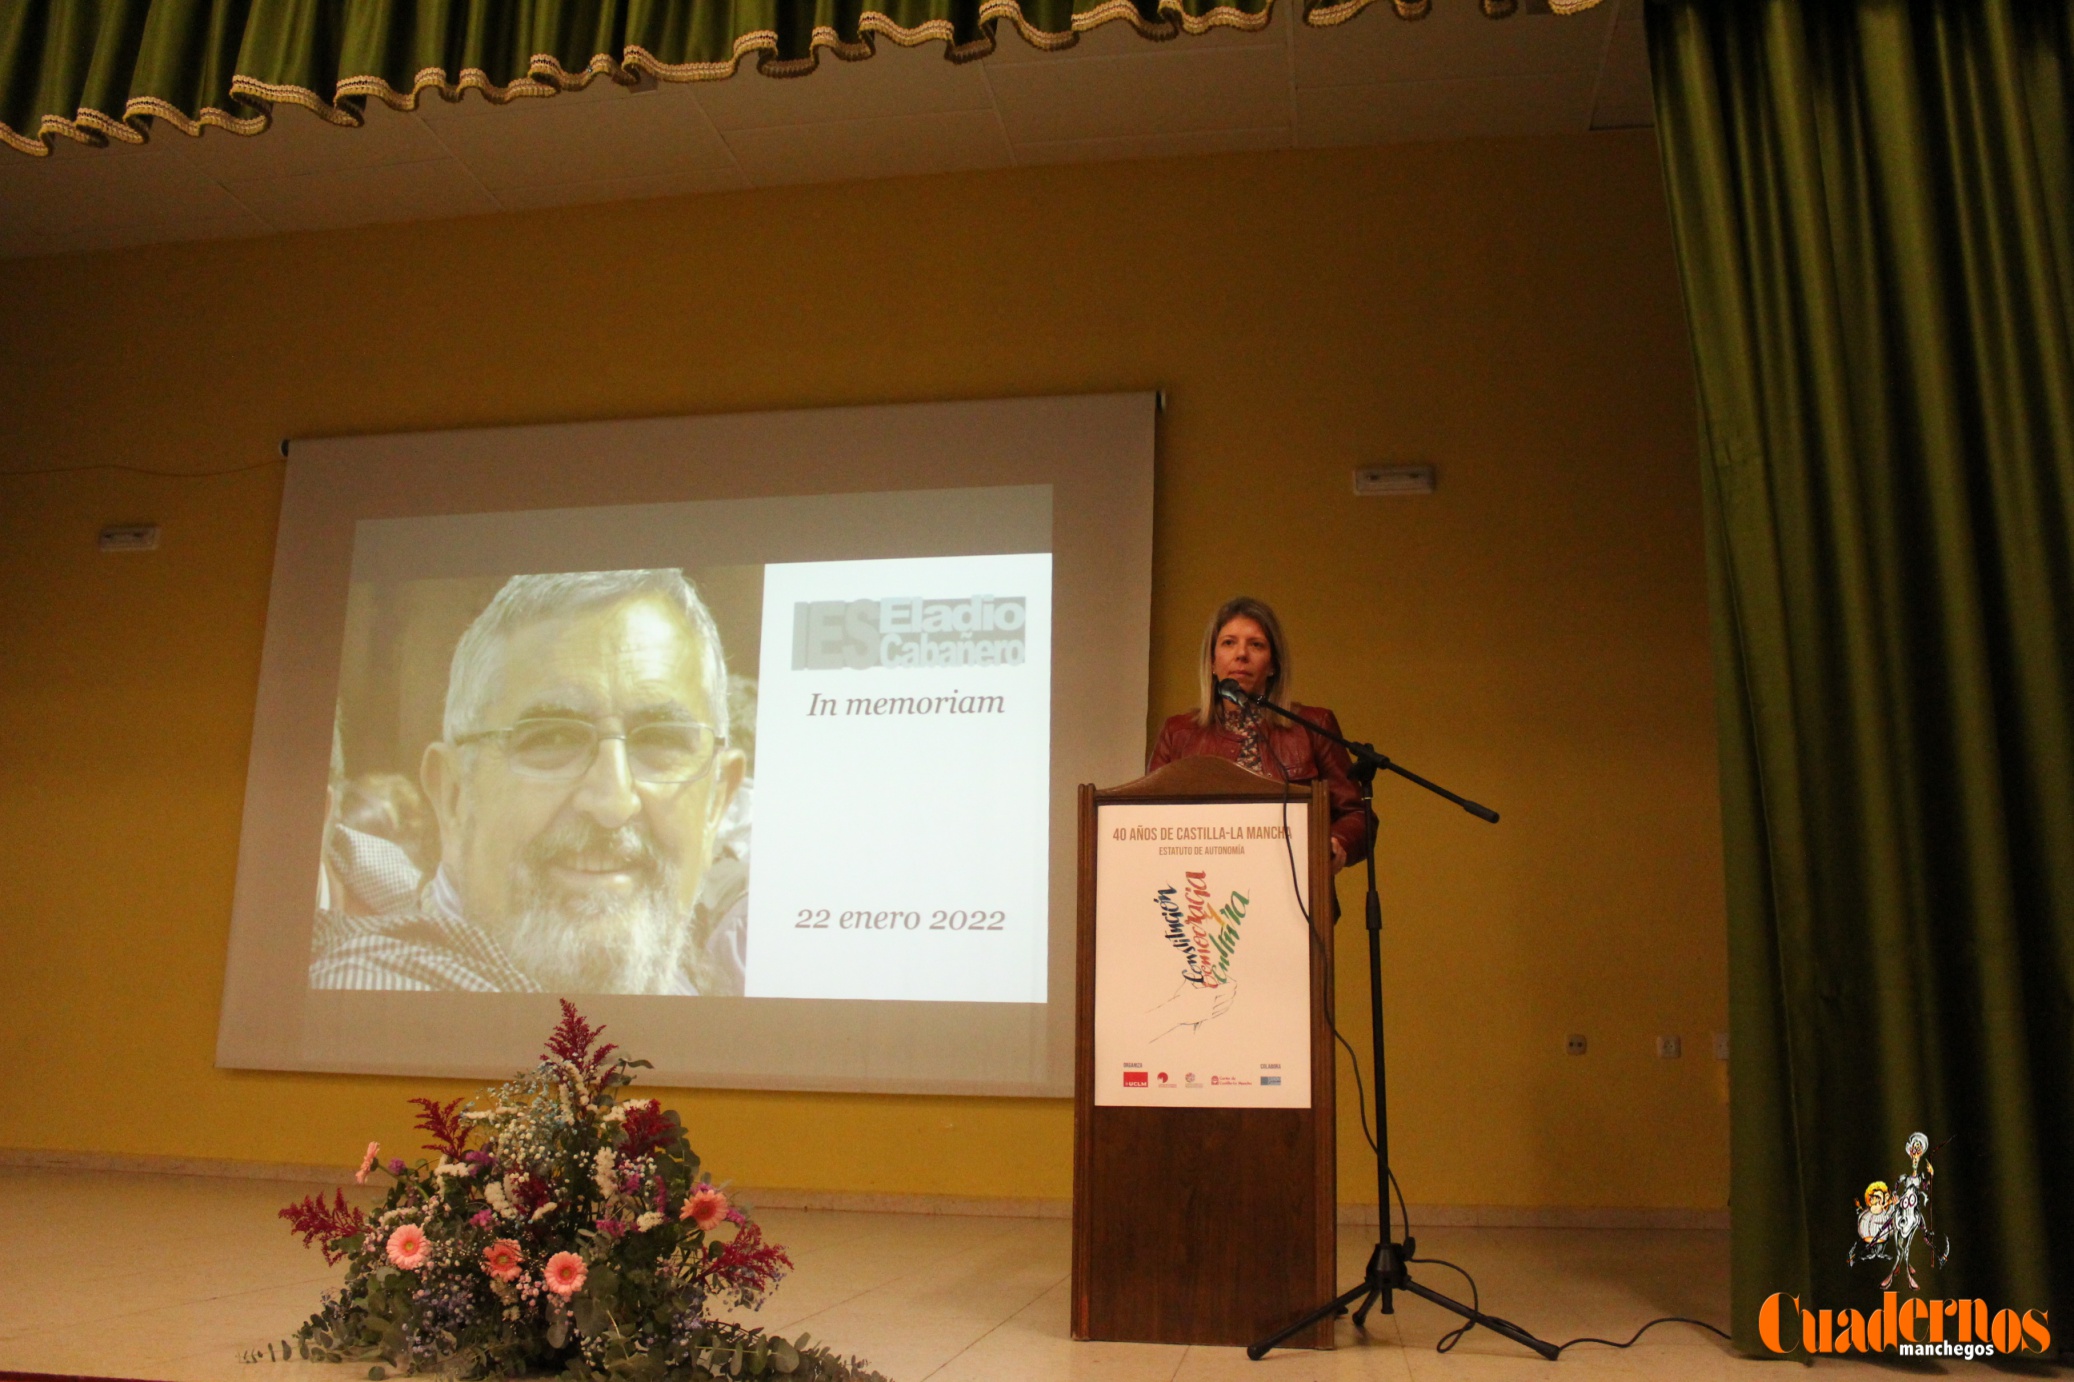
[{"left": 1218, "top": 682, "right": 1559, "bottom": 1363}]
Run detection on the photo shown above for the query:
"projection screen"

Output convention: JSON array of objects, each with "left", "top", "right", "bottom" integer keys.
[{"left": 215, "top": 393, "right": 1155, "bottom": 1096}]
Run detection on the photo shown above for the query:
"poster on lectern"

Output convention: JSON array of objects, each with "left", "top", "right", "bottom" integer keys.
[{"left": 1092, "top": 800, "right": 1313, "bottom": 1109}]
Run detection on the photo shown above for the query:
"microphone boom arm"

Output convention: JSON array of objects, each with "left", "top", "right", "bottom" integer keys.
[
  {"left": 1216, "top": 680, "right": 1498, "bottom": 824},
  {"left": 1225, "top": 680, "right": 1553, "bottom": 1361}
]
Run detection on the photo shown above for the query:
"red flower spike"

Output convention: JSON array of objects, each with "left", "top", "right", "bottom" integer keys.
[
  {"left": 691, "top": 1219, "right": 793, "bottom": 1301},
  {"left": 619, "top": 1101, "right": 674, "bottom": 1159},
  {"left": 512, "top": 1172, "right": 552, "bottom": 1217},
  {"left": 543, "top": 999, "right": 620, "bottom": 1075},
  {"left": 279, "top": 1189, "right": 367, "bottom": 1266},
  {"left": 409, "top": 1095, "right": 473, "bottom": 1159}
]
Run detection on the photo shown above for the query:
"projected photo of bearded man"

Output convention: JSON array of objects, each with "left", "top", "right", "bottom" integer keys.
[{"left": 310, "top": 570, "right": 747, "bottom": 995}]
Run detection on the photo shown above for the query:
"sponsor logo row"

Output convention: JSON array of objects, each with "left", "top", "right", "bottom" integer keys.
[{"left": 1119, "top": 1063, "right": 1283, "bottom": 1089}]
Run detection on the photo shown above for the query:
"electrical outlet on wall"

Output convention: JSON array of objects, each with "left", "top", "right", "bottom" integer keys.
[
  {"left": 1564, "top": 1034, "right": 1587, "bottom": 1056},
  {"left": 1713, "top": 1031, "right": 1730, "bottom": 1061},
  {"left": 1656, "top": 1035, "right": 1683, "bottom": 1059},
  {"left": 1353, "top": 464, "right": 1436, "bottom": 496},
  {"left": 98, "top": 523, "right": 159, "bottom": 552}
]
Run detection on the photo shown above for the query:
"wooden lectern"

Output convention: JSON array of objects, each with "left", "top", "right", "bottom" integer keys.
[{"left": 1070, "top": 756, "right": 1337, "bottom": 1349}]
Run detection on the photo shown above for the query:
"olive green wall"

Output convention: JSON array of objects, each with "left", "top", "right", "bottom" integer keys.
[{"left": 0, "top": 129, "right": 1725, "bottom": 1209}]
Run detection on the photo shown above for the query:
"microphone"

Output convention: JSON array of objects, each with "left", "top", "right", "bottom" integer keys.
[{"left": 1215, "top": 676, "right": 1500, "bottom": 826}]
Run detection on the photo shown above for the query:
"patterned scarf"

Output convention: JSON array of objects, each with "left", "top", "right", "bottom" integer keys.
[{"left": 1222, "top": 700, "right": 1269, "bottom": 775}]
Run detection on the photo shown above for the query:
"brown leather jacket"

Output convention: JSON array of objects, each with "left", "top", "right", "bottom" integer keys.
[{"left": 1147, "top": 704, "right": 1372, "bottom": 866}]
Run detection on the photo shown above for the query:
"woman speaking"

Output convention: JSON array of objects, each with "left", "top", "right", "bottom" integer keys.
[{"left": 1147, "top": 597, "right": 1371, "bottom": 871}]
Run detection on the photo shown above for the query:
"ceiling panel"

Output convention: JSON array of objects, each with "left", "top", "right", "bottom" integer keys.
[
  {"left": 1296, "top": 69, "right": 1597, "bottom": 146},
  {"left": 724, "top": 108, "right": 1012, "bottom": 186},
  {"left": 0, "top": 135, "right": 267, "bottom": 252},
  {"left": 1013, "top": 123, "right": 1290, "bottom": 167},
  {"left": 693, "top": 41, "right": 996, "bottom": 128},
  {"left": 0, "top": 0, "right": 1654, "bottom": 260},
  {"left": 982, "top": 13, "right": 1284, "bottom": 64},
  {"left": 496, "top": 166, "right": 749, "bottom": 210},
  {"left": 410, "top": 89, "right": 560, "bottom": 124},
  {"left": 168, "top": 102, "right": 451, "bottom": 181},
  {"left": 1589, "top": 3, "right": 1654, "bottom": 129},
  {"left": 986, "top": 43, "right": 1293, "bottom": 144},
  {"left": 429, "top": 84, "right": 737, "bottom": 189},
  {"left": 225, "top": 155, "right": 499, "bottom": 232},
  {"left": 1292, "top": 0, "right": 1612, "bottom": 87}
]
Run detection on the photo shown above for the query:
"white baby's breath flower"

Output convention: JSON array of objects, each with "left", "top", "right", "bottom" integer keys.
[
  {"left": 531, "top": 1200, "right": 557, "bottom": 1222},
  {"left": 485, "top": 1181, "right": 517, "bottom": 1220},
  {"left": 635, "top": 1212, "right": 665, "bottom": 1232}
]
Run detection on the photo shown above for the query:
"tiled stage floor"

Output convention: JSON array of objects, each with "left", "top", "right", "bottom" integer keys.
[{"left": 0, "top": 1168, "right": 1980, "bottom": 1380}]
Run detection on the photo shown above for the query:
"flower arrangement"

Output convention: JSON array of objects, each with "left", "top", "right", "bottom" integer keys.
[{"left": 279, "top": 1002, "right": 885, "bottom": 1381}]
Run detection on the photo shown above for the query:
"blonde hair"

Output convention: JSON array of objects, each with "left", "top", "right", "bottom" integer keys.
[{"left": 1195, "top": 596, "right": 1291, "bottom": 727}]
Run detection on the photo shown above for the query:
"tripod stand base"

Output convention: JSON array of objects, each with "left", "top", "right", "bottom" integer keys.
[{"left": 1248, "top": 1240, "right": 1560, "bottom": 1362}]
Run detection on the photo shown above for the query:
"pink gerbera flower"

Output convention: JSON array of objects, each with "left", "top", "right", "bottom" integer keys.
[
  {"left": 386, "top": 1224, "right": 430, "bottom": 1270},
  {"left": 682, "top": 1184, "right": 729, "bottom": 1232},
  {"left": 355, "top": 1141, "right": 380, "bottom": 1185},
  {"left": 543, "top": 1251, "right": 587, "bottom": 1298},
  {"left": 482, "top": 1239, "right": 523, "bottom": 1282}
]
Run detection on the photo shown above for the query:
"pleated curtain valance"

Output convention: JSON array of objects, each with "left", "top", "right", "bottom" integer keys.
[{"left": 1, "top": 0, "right": 1602, "bottom": 156}]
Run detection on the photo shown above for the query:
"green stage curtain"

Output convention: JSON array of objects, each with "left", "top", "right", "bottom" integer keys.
[
  {"left": 1649, "top": 0, "right": 2074, "bottom": 1352},
  {"left": 0, "top": 0, "right": 1601, "bottom": 155}
]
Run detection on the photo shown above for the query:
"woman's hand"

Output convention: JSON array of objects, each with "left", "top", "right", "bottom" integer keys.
[{"left": 1330, "top": 838, "right": 1348, "bottom": 873}]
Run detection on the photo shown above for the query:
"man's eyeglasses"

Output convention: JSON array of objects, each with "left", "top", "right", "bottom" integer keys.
[{"left": 454, "top": 717, "right": 722, "bottom": 785}]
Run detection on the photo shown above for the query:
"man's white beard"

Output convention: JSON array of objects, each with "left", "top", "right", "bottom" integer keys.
[{"left": 487, "top": 819, "right": 691, "bottom": 994}]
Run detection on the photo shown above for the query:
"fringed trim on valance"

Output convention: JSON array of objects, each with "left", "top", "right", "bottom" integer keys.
[{"left": 0, "top": 0, "right": 1601, "bottom": 157}]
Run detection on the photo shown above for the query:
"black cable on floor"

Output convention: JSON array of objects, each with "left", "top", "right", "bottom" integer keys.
[
  {"left": 1407, "top": 1254, "right": 1481, "bottom": 1353},
  {"left": 1407, "top": 1252, "right": 1732, "bottom": 1357},
  {"left": 1261, "top": 724, "right": 1734, "bottom": 1361},
  {"left": 1553, "top": 1316, "right": 1733, "bottom": 1355}
]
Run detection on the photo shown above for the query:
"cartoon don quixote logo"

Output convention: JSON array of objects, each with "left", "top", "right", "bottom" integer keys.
[
  {"left": 1850, "top": 1132, "right": 1950, "bottom": 1292},
  {"left": 1756, "top": 1128, "right": 2051, "bottom": 1358}
]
